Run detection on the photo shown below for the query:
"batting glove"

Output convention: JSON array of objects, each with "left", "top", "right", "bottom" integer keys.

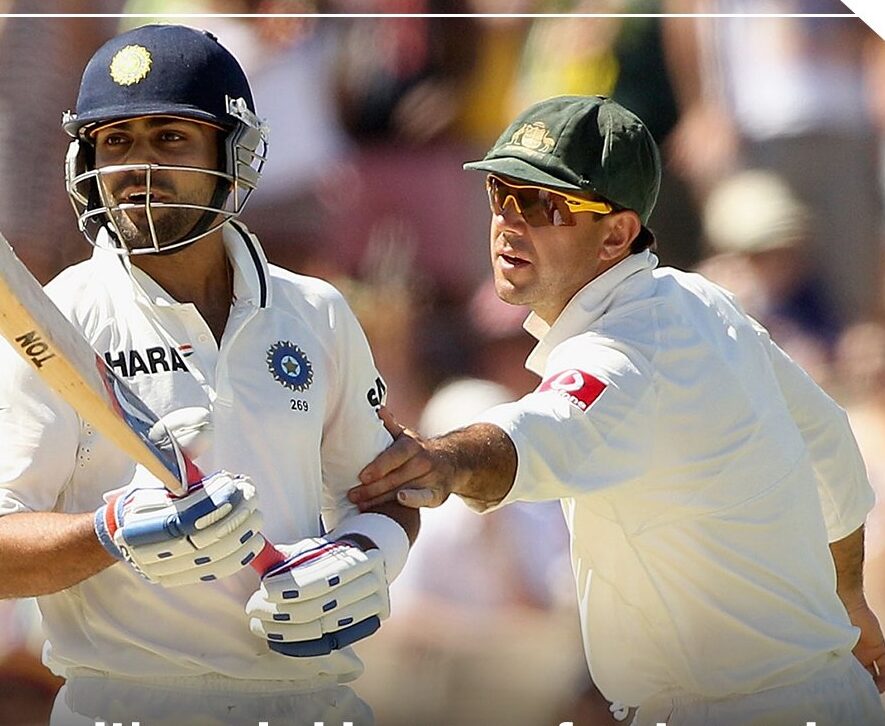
[
  {"left": 246, "top": 514, "right": 409, "bottom": 657},
  {"left": 94, "top": 466, "right": 265, "bottom": 587},
  {"left": 147, "top": 405, "right": 214, "bottom": 460}
]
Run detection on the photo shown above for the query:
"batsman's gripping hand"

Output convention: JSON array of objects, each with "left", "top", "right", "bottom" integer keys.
[
  {"left": 94, "top": 467, "right": 265, "bottom": 587},
  {"left": 246, "top": 537, "right": 390, "bottom": 657}
]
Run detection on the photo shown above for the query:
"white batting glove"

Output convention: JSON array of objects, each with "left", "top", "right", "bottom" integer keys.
[
  {"left": 246, "top": 536, "right": 391, "bottom": 657},
  {"left": 147, "top": 405, "right": 214, "bottom": 460},
  {"left": 94, "top": 467, "right": 265, "bottom": 587}
]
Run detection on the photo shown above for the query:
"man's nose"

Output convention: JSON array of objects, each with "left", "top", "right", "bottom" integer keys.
[{"left": 116, "top": 168, "right": 149, "bottom": 190}]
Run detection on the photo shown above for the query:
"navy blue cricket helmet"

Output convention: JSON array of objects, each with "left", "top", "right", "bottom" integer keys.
[{"left": 63, "top": 24, "right": 269, "bottom": 254}]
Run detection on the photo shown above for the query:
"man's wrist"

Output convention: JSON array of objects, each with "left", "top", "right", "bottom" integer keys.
[
  {"left": 838, "top": 587, "right": 868, "bottom": 613},
  {"left": 93, "top": 495, "right": 124, "bottom": 560}
]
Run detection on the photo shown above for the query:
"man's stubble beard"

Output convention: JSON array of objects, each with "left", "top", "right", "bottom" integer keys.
[
  {"left": 100, "top": 167, "right": 225, "bottom": 251},
  {"left": 111, "top": 204, "right": 206, "bottom": 250}
]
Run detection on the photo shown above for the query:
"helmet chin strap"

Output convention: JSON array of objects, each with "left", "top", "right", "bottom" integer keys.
[
  {"left": 172, "top": 145, "right": 233, "bottom": 247},
  {"left": 142, "top": 192, "right": 230, "bottom": 256},
  {"left": 137, "top": 175, "right": 233, "bottom": 255}
]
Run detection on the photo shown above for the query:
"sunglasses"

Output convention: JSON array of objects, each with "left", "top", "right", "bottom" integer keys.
[{"left": 485, "top": 174, "right": 614, "bottom": 227}]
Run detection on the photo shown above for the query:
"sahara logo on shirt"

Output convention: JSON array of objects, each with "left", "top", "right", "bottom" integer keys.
[
  {"left": 366, "top": 376, "right": 387, "bottom": 408},
  {"left": 267, "top": 341, "right": 313, "bottom": 392},
  {"left": 104, "top": 346, "right": 189, "bottom": 379},
  {"left": 538, "top": 369, "right": 606, "bottom": 412}
]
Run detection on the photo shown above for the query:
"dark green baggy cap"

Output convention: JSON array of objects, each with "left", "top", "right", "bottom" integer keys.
[{"left": 464, "top": 95, "right": 661, "bottom": 224}]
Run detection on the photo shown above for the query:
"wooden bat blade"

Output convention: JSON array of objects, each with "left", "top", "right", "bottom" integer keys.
[
  {"left": 0, "top": 234, "right": 191, "bottom": 494},
  {"left": 0, "top": 233, "right": 286, "bottom": 573}
]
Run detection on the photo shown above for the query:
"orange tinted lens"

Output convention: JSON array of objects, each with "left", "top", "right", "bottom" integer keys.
[
  {"left": 537, "top": 189, "right": 576, "bottom": 227},
  {"left": 486, "top": 177, "right": 576, "bottom": 227}
]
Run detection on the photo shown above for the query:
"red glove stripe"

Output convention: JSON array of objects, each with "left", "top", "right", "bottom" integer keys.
[
  {"left": 103, "top": 493, "right": 123, "bottom": 539},
  {"left": 268, "top": 543, "right": 349, "bottom": 577}
]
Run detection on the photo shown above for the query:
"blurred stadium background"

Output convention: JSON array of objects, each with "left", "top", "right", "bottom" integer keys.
[{"left": 0, "top": 2, "right": 883, "bottom": 724}]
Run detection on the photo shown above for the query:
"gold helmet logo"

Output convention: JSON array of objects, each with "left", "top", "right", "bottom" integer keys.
[
  {"left": 510, "top": 122, "right": 555, "bottom": 153},
  {"left": 109, "top": 45, "right": 152, "bottom": 86}
]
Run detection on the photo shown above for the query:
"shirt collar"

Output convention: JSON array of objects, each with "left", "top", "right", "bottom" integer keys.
[
  {"left": 92, "top": 221, "right": 272, "bottom": 311},
  {"left": 523, "top": 249, "right": 658, "bottom": 374},
  {"left": 223, "top": 221, "right": 272, "bottom": 309}
]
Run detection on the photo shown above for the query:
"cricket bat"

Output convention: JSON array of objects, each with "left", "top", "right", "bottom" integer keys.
[{"left": 0, "top": 233, "right": 286, "bottom": 575}]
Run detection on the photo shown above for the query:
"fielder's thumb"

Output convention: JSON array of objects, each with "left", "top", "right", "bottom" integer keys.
[
  {"left": 396, "top": 487, "right": 441, "bottom": 509},
  {"left": 149, "top": 406, "right": 214, "bottom": 460}
]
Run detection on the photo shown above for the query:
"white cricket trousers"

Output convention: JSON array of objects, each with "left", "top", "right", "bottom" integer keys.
[
  {"left": 631, "top": 655, "right": 885, "bottom": 726},
  {"left": 49, "top": 671, "right": 373, "bottom": 726}
]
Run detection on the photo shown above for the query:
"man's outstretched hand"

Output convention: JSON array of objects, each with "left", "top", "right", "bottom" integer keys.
[{"left": 349, "top": 406, "right": 454, "bottom": 511}]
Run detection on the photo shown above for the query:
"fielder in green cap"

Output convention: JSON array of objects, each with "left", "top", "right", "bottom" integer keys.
[
  {"left": 464, "top": 94, "right": 660, "bottom": 224},
  {"left": 353, "top": 95, "right": 885, "bottom": 726}
]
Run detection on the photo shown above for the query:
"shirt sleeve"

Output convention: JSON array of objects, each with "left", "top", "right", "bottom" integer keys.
[
  {"left": 476, "top": 335, "right": 655, "bottom": 508},
  {"left": 754, "top": 321, "right": 874, "bottom": 541},
  {"left": 319, "top": 293, "right": 393, "bottom": 531},
  {"left": 0, "top": 341, "right": 80, "bottom": 515}
]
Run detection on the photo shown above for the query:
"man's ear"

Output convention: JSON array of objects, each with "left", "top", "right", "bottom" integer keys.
[{"left": 599, "top": 211, "right": 641, "bottom": 261}]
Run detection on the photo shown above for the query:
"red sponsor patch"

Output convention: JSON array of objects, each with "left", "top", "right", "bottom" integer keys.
[{"left": 538, "top": 369, "right": 606, "bottom": 412}]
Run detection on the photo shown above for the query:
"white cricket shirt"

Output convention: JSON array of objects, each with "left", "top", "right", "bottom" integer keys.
[
  {"left": 0, "top": 222, "right": 392, "bottom": 683},
  {"left": 478, "top": 250, "right": 874, "bottom": 706}
]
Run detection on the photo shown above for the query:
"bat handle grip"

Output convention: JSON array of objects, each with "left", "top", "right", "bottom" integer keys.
[
  {"left": 185, "top": 463, "right": 287, "bottom": 575},
  {"left": 250, "top": 540, "right": 288, "bottom": 575}
]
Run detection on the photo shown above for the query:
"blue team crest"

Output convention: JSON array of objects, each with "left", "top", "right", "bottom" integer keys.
[{"left": 267, "top": 341, "right": 313, "bottom": 392}]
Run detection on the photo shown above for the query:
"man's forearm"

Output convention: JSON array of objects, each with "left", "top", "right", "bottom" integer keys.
[
  {"left": 432, "top": 423, "right": 517, "bottom": 512},
  {"left": 0, "top": 511, "right": 116, "bottom": 598},
  {"left": 830, "top": 525, "right": 867, "bottom": 610},
  {"left": 350, "top": 421, "right": 519, "bottom": 512}
]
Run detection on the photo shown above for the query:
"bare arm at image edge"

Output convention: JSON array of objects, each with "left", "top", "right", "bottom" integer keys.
[{"left": 830, "top": 525, "right": 885, "bottom": 691}]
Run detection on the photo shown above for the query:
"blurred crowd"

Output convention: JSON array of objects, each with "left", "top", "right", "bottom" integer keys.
[{"left": 0, "top": 2, "right": 883, "bottom": 724}]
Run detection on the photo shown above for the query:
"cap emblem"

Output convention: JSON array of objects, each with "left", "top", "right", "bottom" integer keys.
[
  {"left": 510, "top": 122, "right": 555, "bottom": 153},
  {"left": 109, "top": 45, "right": 152, "bottom": 86}
]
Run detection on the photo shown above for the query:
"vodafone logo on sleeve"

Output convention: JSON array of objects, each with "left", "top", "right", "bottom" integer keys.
[{"left": 538, "top": 369, "right": 606, "bottom": 412}]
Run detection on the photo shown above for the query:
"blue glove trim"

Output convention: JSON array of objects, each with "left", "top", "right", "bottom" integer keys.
[
  {"left": 330, "top": 615, "right": 381, "bottom": 649},
  {"left": 93, "top": 507, "right": 123, "bottom": 560},
  {"left": 267, "top": 616, "right": 382, "bottom": 658},
  {"left": 118, "top": 482, "right": 245, "bottom": 547}
]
